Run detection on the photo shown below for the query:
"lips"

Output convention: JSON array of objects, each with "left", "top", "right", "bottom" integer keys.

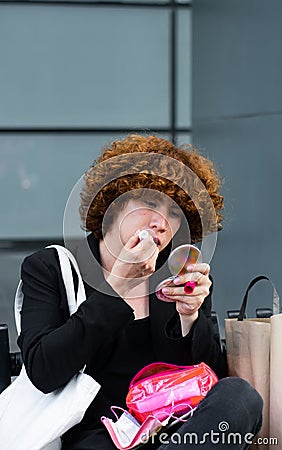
[
  {"left": 138, "top": 229, "right": 161, "bottom": 246},
  {"left": 153, "top": 236, "right": 161, "bottom": 246}
]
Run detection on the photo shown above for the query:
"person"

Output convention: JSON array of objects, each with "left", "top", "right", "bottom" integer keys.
[{"left": 18, "top": 135, "right": 262, "bottom": 449}]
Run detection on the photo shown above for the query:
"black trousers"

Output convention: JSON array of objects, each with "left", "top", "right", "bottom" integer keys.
[{"left": 62, "top": 377, "right": 263, "bottom": 450}]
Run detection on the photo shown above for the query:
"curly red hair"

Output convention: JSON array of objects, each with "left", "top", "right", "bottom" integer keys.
[{"left": 79, "top": 134, "right": 224, "bottom": 243}]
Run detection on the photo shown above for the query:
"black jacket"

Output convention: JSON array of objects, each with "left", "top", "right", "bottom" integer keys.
[{"left": 18, "top": 235, "right": 227, "bottom": 396}]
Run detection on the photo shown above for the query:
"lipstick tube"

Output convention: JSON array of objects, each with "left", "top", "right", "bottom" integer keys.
[{"left": 184, "top": 281, "right": 197, "bottom": 294}]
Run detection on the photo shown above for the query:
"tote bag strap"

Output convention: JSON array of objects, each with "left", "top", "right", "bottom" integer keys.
[
  {"left": 238, "top": 275, "right": 280, "bottom": 321},
  {"left": 15, "top": 245, "right": 86, "bottom": 334},
  {"left": 46, "top": 245, "right": 86, "bottom": 312}
]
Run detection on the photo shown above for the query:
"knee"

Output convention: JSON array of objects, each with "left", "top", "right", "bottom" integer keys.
[{"left": 213, "top": 377, "right": 263, "bottom": 413}]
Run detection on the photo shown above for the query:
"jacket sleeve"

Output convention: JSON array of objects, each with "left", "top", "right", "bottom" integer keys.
[
  {"left": 165, "top": 286, "right": 228, "bottom": 379},
  {"left": 18, "top": 250, "right": 134, "bottom": 393}
]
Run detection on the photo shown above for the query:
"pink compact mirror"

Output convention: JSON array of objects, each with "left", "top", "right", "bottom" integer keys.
[{"left": 156, "top": 244, "right": 202, "bottom": 302}]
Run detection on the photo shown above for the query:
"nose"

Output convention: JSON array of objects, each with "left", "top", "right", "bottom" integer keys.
[{"left": 148, "top": 210, "right": 168, "bottom": 233}]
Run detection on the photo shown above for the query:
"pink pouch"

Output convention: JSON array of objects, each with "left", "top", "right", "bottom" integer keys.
[{"left": 126, "top": 362, "right": 218, "bottom": 423}]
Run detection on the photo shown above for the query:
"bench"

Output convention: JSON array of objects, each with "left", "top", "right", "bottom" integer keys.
[{"left": 0, "top": 324, "right": 22, "bottom": 393}]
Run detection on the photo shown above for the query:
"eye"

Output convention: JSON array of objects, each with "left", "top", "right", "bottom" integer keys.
[
  {"left": 169, "top": 209, "right": 182, "bottom": 219},
  {"left": 144, "top": 200, "right": 157, "bottom": 208}
]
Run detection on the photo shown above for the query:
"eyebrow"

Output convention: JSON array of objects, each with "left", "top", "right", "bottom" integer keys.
[{"left": 143, "top": 195, "right": 180, "bottom": 209}]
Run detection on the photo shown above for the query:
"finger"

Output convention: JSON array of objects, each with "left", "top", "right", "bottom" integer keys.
[
  {"left": 138, "top": 238, "right": 159, "bottom": 260},
  {"left": 176, "top": 301, "right": 198, "bottom": 316},
  {"left": 176, "top": 295, "right": 203, "bottom": 309},
  {"left": 125, "top": 233, "right": 156, "bottom": 255},
  {"left": 140, "top": 237, "right": 157, "bottom": 250},
  {"left": 161, "top": 286, "right": 191, "bottom": 297},
  {"left": 174, "top": 268, "right": 210, "bottom": 286},
  {"left": 124, "top": 233, "right": 142, "bottom": 250},
  {"left": 173, "top": 272, "right": 205, "bottom": 285},
  {"left": 186, "top": 263, "right": 210, "bottom": 275},
  {"left": 162, "top": 283, "right": 208, "bottom": 297}
]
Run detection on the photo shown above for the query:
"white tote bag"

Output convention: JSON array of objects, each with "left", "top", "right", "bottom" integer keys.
[{"left": 0, "top": 245, "right": 101, "bottom": 450}]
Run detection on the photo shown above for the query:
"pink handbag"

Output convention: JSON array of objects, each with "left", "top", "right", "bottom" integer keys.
[{"left": 126, "top": 362, "right": 218, "bottom": 423}]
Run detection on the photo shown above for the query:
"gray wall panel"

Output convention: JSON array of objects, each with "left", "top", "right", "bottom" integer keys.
[
  {"left": 193, "top": 0, "right": 282, "bottom": 331},
  {"left": 193, "top": 0, "right": 282, "bottom": 120},
  {"left": 193, "top": 116, "right": 282, "bottom": 328},
  {"left": 0, "top": 5, "right": 170, "bottom": 127}
]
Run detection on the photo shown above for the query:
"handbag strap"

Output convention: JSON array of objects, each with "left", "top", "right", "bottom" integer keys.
[
  {"left": 238, "top": 275, "right": 280, "bottom": 321},
  {"left": 46, "top": 245, "right": 86, "bottom": 314},
  {"left": 15, "top": 245, "right": 86, "bottom": 334}
]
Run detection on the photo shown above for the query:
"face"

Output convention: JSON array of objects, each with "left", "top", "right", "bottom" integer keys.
[{"left": 106, "top": 191, "right": 183, "bottom": 253}]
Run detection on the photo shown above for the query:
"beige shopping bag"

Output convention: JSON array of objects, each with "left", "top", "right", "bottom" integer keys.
[
  {"left": 225, "top": 276, "right": 280, "bottom": 449},
  {"left": 269, "top": 314, "right": 282, "bottom": 446}
]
